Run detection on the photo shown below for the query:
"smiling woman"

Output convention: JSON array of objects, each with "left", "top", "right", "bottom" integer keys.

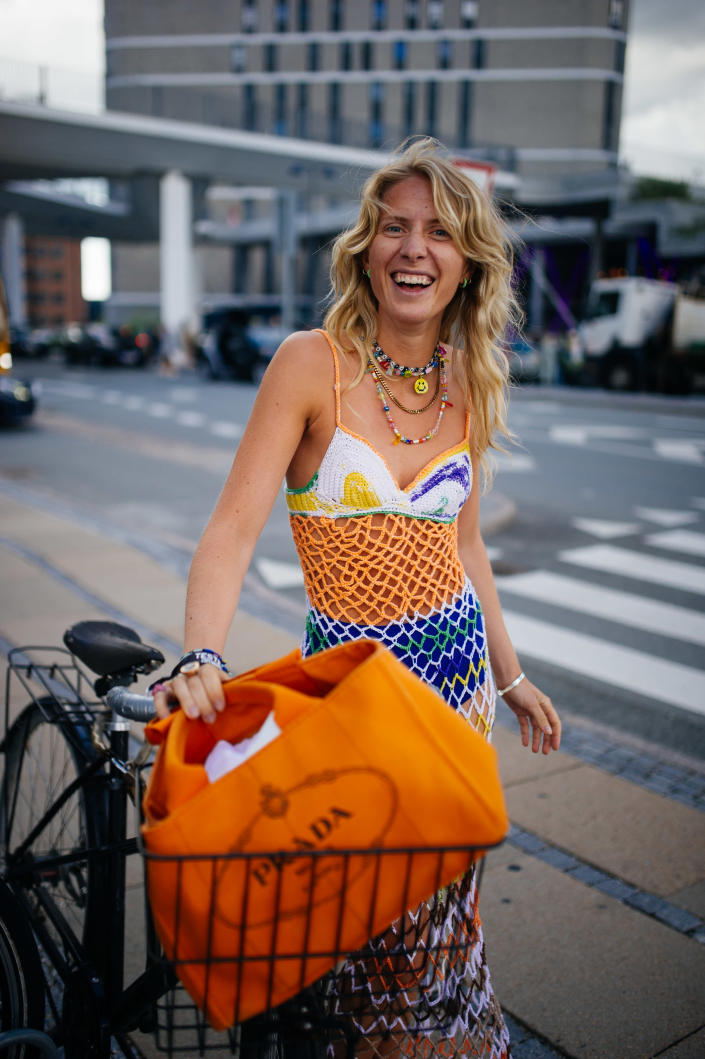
[{"left": 152, "top": 138, "right": 561, "bottom": 1058}]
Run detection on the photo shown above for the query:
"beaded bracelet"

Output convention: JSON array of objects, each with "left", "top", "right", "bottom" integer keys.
[{"left": 497, "top": 671, "right": 526, "bottom": 698}]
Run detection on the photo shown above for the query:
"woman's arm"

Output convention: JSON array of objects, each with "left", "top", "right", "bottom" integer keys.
[
  {"left": 457, "top": 458, "right": 561, "bottom": 754},
  {"left": 153, "top": 331, "right": 330, "bottom": 722}
]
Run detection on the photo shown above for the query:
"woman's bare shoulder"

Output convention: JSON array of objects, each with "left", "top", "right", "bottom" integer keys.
[{"left": 268, "top": 329, "right": 333, "bottom": 375}]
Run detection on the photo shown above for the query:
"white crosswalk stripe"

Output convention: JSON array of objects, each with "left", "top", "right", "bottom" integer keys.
[
  {"left": 496, "top": 570, "right": 705, "bottom": 648},
  {"left": 644, "top": 529, "right": 705, "bottom": 558},
  {"left": 496, "top": 512, "right": 705, "bottom": 721},
  {"left": 503, "top": 610, "right": 705, "bottom": 717},
  {"left": 558, "top": 544, "right": 705, "bottom": 595}
]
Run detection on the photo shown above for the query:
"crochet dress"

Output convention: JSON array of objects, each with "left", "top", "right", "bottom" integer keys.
[{"left": 285, "top": 333, "right": 511, "bottom": 1058}]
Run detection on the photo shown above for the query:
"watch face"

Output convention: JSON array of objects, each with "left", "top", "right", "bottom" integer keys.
[{"left": 179, "top": 660, "right": 201, "bottom": 676}]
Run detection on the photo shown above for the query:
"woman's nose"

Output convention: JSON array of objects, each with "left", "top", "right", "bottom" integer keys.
[{"left": 401, "top": 229, "right": 427, "bottom": 258}]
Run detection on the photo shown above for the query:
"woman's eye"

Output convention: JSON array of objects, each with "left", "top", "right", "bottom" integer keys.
[
  {"left": 433, "top": 228, "right": 450, "bottom": 238},
  {"left": 384, "top": 224, "right": 403, "bottom": 234}
]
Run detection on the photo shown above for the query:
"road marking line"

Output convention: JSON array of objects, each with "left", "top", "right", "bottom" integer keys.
[
  {"left": 503, "top": 609, "right": 705, "bottom": 717},
  {"left": 634, "top": 506, "right": 700, "bottom": 527},
  {"left": 122, "top": 395, "right": 145, "bottom": 411},
  {"left": 256, "top": 558, "right": 304, "bottom": 589},
  {"left": 496, "top": 570, "right": 705, "bottom": 647},
  {"left": 175, "top": 410, "right": 205, "bottom": 428},
  {"left": 550, "top": 424, "right": 644, "bottom": 445},
  {"left": 494, "top": 453, "right": 535, "bottom": 472},
  {"left": 47, "top": 381, "right": 96, "bottom": 399},
  {"left": 645, "top": 530, "right": 705, "bottom": 559},
  {"left": 147, "top": 402, "right": 171, "bottom": 418},
  {"left": 101, "top": 391, "right": 123, "bottom": 404},
  {"left": 559, "top": 544, "right": 705, "bottom": 595},
  {"left": 654, "top": 439, "right": 704, "bottom": 464},
  {"left": 210, "top": 422, "right": 243, "bottom": 439},
  {"left": 572, "top": 517, "right": 640, "bottom": 539}
]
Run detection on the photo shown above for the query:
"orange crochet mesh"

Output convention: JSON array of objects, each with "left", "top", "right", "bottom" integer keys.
[{"left": 290, "top": 513, "right": 466, "bottom": 626}]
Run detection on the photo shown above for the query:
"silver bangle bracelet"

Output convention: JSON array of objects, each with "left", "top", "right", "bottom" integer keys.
[{"left": 497, "top": 671, "right": 526, "bottom": 698}]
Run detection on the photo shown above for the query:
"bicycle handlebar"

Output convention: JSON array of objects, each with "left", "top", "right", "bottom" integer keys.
[{"left": 106, "top": 686, "right": 157, "bottom": 723}]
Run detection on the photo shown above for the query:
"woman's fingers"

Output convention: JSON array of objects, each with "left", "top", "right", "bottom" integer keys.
[
  {"left": 151, "top": 664, "right": 231, "bottom": 723},
  {"left": 503, "top": 680, "right": 561, "bottom": 754}
]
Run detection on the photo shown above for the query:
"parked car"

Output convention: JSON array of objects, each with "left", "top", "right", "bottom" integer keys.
[
  {"left": 57, "top": 323, "right": 154, "bottom": 368},
  {"left": 196, "top": 309, "right": 278, "bottom": 382},
  {"left": 0, "top": 279, "right": 38, "bottom": 424}
]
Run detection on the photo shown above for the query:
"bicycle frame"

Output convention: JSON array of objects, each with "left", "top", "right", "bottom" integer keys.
[{"left": 1, "top": 647, "right": 172, "bottom": 1054}]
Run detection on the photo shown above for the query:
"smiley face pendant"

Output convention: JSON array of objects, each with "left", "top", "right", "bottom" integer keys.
[{"left": 414, "top": 377, "right": 429, "bottom": 395}]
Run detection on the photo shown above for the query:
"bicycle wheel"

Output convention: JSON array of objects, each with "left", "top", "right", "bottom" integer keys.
[
  {"left": 0, "top": 880, "right": 45, "bottom": 1057},
  {"left": 0, "top": 699, "right": 107, "bottom": 960}
]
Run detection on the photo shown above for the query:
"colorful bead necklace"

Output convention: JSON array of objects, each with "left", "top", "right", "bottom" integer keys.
[
  {"left": 368, "top": 348, "right": 452, "bottom": 446},
  {"left": 372, "top": 341, "right": 440, "bottom": 379}
]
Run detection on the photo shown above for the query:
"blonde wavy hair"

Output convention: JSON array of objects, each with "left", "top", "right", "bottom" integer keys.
[{"left": 323, "top": 138, "right": 520, "bottom": 478}]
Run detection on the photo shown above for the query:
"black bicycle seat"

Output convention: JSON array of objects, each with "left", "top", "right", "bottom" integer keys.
[{"left": 63, "top": 621, "right": 165, "bottom": 677}]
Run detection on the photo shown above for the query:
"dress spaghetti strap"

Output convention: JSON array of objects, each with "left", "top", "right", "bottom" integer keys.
[{"left": 314, "top": 329, "right": 342, "bottom": 426}]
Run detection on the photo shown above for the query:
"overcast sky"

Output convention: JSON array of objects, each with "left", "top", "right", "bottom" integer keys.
[{"left": 0, "top": 0, "right": 704, "bottom": 183}]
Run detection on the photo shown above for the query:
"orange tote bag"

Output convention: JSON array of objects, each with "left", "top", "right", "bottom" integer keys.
[{"left": 142, "top": 640, "right": 507, "bottom": 1030}]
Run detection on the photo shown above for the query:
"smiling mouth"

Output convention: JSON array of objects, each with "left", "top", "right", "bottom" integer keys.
[{"left": 392, "top": 272, "right": 434, "bottom": 290}]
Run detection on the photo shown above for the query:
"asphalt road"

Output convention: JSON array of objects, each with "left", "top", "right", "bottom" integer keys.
[{"left": 3, "top": 357, "right": 705, "bottom": 762}]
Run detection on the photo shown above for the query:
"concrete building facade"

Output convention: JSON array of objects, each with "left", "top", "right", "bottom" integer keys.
[
  {"left": 105, "top": 0, "right": 628, "bottom": 179},
  {"left": 102, "top": 0, "right": 631, "bottom": 326}
]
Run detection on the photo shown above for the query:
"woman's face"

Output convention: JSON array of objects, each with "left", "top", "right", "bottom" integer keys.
[{"left": 364, "top": 174, "right": 469, "bottom": 335}]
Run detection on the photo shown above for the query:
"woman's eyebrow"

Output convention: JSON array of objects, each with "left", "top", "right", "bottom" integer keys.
[{"left": 381, "top": 212, "right": 444, "bottom": 226}]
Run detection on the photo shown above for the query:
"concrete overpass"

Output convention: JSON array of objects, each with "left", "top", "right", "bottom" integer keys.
[{"left": 0, "top": 100, "right": 393, "bottom": 337}]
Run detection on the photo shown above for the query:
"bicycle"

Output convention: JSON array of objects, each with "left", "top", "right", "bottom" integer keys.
[{"left": 0, "top": 619, "right": 495, "bottom": 1058}]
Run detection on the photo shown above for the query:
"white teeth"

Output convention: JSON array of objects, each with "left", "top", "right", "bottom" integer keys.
[{"left": 393, "top": 273, "right": 432, "bottom": 287}]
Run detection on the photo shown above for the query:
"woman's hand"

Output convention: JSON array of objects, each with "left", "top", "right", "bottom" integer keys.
[
  {"left": 152, "top": 664, "right": 232, "bottom": 724},
  {"left": 501, "top": 677, "right": 561, "bottom": 754}
]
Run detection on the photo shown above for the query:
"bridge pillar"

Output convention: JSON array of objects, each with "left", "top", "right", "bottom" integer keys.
[
  {"left": 160, "top": 170, "right": 196, "bottom": 366},
  {"left": 1, "top": 213, "right": 26, "bottom": 326}
]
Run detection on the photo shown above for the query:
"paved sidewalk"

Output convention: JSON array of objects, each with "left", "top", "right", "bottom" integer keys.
[{"left": 1, "top": 487, "right": 704, "bottom": 1059}]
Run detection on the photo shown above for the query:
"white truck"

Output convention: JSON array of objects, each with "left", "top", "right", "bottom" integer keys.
[{"left": 578, "top": 277, "right": 705, "bottom": 393}]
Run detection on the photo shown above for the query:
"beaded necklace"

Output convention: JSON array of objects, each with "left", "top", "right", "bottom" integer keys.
[
  {"left": 368, "top": 350, "right": 452, "bottom": 445},
  {"left": 372, "top": 341, "right": 440, "bottom": 378}
]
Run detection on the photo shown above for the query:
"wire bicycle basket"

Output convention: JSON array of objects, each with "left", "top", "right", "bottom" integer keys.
[{"left": 138, "top": 800, "right": 485, "bottom": 1058}]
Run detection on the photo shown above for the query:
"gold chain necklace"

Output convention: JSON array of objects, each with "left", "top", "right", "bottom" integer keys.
[{"left": 370, "top": 360, "right": 440, "bottom": 414}]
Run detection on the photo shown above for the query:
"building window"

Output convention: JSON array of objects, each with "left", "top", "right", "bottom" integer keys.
[
  {"left": 458, "top": 80, "right": 471, "bottom": 147},
  {"left": 461, "top": 1, "right": 478, "bottom": 27},
  {"left": 608, "top": 0, "right": 625, "bottom": 28},
  {"left": 473, "top": 38, "right": 485, "bottom": 69},
  {"left": 265, "top": 43, "right": 277, "bottom": 73},
  {"left": 426, "top": 81, "right": 437, "bottom": 138},
  {"left": 328, "top": 82, "right": 341, "bottom": 142},
  {"left": 341, "top": 40, "right": 353, "bottom": 70},
  {"left": 437, "top": 40, "right": 452, "bottom": 69},
  {"left": 297, "top": 84, "right": 308, "bottom": 137},
  {"left": 603, "top": 80, "right": 616, "bottom": 151},
  {"left": 244, "top": 84, "right": 257, "bottom": 130},
  {"left": 361, "top": 40, "right": 373, "bottom": 70},
  {"left": 369, "top": 82, "right": 384, "bottom": 147},
  {"left": 404, "top": 0, "right": 420, "bottom": 30},
  {"left": 275, "top": 2, "right": 289, "bottom": 32},
  {"left": 298, "top": 0, "right": 310, "bottom": 32},
  {"left": 242, "top": 0, "right": 257, "bottom": 33},
  {"left": 308, "top": 41, "right": 319, "bottom": 70},
  {"left": 371, "top": 0, "right": 387, "bottom": 31},
  {"left": 427, "top": 0, "right": 443, "bottom": 29},
  {"left": 329, "top": 0, "right": 343, "bottom": 31},
  {"left": 230, "top": 44, "right": 246, "bottom": 73},
  {"left": 275, "top": 83, "right": 288, "bottom": 135},
  {"left": 394, "top": 40, "right": 407, "bottom": 70},
  {"left": 404, "top": 82, "right": 415, "bottom": 137}
]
